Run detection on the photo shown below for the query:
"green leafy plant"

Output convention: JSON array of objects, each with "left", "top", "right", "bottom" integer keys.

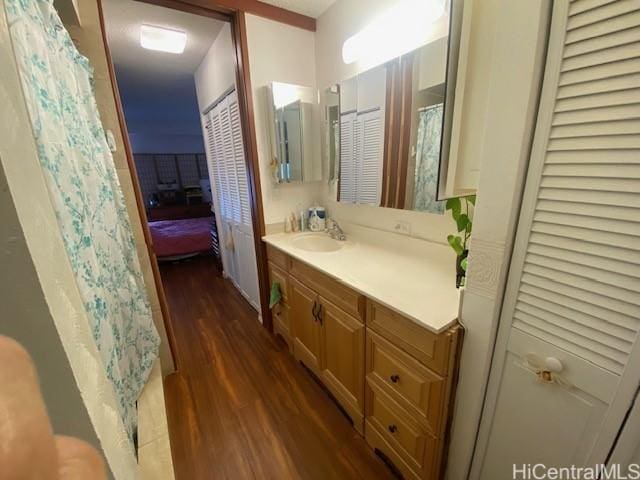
[{"left": 446, "top": 195, "right": 476, "bottom": 286}]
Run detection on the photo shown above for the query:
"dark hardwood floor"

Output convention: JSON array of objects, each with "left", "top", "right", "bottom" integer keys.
[{"left": 160, "top": 256, "right": 395, "bottom": 480}]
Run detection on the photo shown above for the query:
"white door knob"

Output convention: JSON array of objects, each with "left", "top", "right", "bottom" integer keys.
[{"left": 544, "top": 357, "right": 563, "bottom": 373}]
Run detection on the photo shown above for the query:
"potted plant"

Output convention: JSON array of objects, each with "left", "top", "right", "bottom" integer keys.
[{"left": 446, "top": 195, "right": 475, "bottom": 288}]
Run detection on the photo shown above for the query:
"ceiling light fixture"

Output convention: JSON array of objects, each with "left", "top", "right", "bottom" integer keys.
[
  {"left": 140, "top": 24, "right": 187, "bottom": 54},
  {"left": 342, "top": 0, "right": 446, "bottom": 66}
]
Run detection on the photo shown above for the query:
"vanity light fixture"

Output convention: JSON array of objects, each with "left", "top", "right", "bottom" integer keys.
[
  {"left": 342, "top": 0, "right": 446, "bottom": 65},
  {"left": 140, "top": 24, "right": 187, "bottom": 54}
]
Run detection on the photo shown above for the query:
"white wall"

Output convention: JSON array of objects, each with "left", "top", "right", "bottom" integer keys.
[
  {"left": 315, "top": 0, "right": 454, "bottom": 244},
  {"left": 194, "top": 23, "right": 236, "bottom": 112},
  {"left": 244, "top": 14, "right": 324, "bottom": 227}
]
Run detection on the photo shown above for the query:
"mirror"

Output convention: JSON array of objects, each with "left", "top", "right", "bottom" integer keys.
[
  {"left": 324, "top": 86, "right": 340, "bottom": 182},
  {"left": 331, "top": 0, "right": 466, "bottom": 211},
  {"left": 266, "top": 81, "right": 321, "bottom": 183}
]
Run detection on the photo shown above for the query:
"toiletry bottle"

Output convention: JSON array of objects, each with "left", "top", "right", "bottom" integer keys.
[
  {"left": 284, "top": 215, "right": 291, "bottom": 233},
  {"left": 300, "top": 210, "right": 307, "bottom": 231}
]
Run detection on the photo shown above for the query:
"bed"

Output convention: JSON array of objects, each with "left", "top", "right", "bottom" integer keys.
[{"left": 148, "top": 216, "right": 213, "bottom": 260}]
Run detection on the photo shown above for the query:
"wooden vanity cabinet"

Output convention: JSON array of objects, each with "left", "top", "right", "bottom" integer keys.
[
  {"left": 265, "top": 245, "right": 461, "bottom": 479},
  {"left": 268, "top": 254, "right": 292, "bottom": 351},
  {"left": 290, "top": 276, "right": 323, "bottom": 375},
  {"left": 319, "top": 298, "right": 365, "bottom": 434},
  {"left": 365, "top": 300, "right": 461, "bottom": 480}
]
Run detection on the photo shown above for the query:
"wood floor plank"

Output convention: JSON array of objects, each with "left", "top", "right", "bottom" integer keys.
[{"left": 160, "top": 256, "right": 394, "bottom": 480}]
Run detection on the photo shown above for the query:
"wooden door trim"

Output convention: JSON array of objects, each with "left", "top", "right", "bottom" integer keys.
[
  {"left": 231, "top": 10, "right": 272, "bottom": 329},
  {"left": 98, "top": 0, "right": 274, "bottom": 343},
  {"left": 96, "top": 0, "right": 179, "bottom": 371},
  {"left": 137, "top": 0, "right": 315, "bottom": 31}
]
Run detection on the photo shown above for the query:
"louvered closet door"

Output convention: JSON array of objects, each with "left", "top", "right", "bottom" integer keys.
[
  {"left": 478, "top": 1, "right": 640, "bottom": 478},
  {"left": 202, "top": 90, "right": 259, "bottom": 311},
  {"left": 355, "top": 109, "right": 383, "bottom": 205},
  {"left": 205, "top": 107, "right": 237, "bottom": 284},
  {"left": 339, "top": 112, "right": 357, "bottom": 203},
  {"left": 226, "top": 90, "right": 259, "bottom": 310}
]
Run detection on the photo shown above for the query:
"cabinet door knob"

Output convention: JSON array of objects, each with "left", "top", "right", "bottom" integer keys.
[
  {"left": 388, "top": 425, "right": 397, "bottom": 434},
  {"left": 390, "top": 374, "right": 400, "bottom": 383},
  {"left": 312, "top": 300, "right": 318, "bottom": 322}
]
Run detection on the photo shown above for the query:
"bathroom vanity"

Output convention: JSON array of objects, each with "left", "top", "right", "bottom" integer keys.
[{"left": 263, "top": 228, "right": 461, "bottom": 480}]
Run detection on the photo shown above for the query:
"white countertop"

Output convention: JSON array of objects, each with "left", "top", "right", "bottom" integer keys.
[{"left": 262, "top": 224, "right": 460, "bottom": 334}]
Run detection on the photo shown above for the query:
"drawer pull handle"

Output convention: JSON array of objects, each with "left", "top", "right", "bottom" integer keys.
[
  {"left": 312, "top": 301, "right": 318, "bottom": 322},
  {"left": 388, "top": 425, "right": 397, "bottom": 434},
  {"left": 390, "top": 374, "right": 400, "bottom": 384}
]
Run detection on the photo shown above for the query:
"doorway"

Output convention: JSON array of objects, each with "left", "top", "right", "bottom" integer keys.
[{"left": 100, "top": 0, "right": 270, "bottom": 368}]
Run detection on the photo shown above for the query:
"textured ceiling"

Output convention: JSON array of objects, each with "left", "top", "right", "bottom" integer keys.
[
  {"left": 260, "top": 0, "right": 337, "bottom": 18},
  {"left": 103, "top": 0, "right": 224, "bottom": 81}
]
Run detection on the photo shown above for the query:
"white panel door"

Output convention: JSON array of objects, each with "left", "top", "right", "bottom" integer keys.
[{"left": 473, "top": 1, "right": 640, "bottom": 478}]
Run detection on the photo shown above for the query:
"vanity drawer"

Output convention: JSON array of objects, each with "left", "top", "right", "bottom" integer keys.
[
  {"left": 366, "top": 330, "right": 446, "bottom": 435},
  {"left": 268, "top": 261, "right": 289, "bottom": 302},
  {"left": 367, "top": 300, "right": 456, "bottom": 376},
  {"left": 290, "top": 258, "right": 365, "bottom": 321},
  {"left": 365, "top": 382, "right": 437, "bottom": 477},
  {"left": 266, "top": 244, "right": 290, "bottom": 272}
]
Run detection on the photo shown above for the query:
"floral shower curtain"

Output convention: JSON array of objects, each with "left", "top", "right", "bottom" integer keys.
[
  {"left": 6, "top": 0, "right": 159, "bottom": 441},
  {"left": 413, "top": 103, "right": 445, "bottom": 214}
]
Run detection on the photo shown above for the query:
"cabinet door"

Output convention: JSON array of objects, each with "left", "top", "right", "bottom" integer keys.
[
  {"left": 319, "top": 298, "right": 365, "bottom": 429},
  {"left": 290, "top": 277, "right": 322, "bottom": 374}
]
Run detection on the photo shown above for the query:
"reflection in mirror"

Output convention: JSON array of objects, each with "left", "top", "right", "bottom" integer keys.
[
  {"left": 267, "top": 82, "right": 321, "bottom": 183},
  {"left": 332, "top": 0, "right": 464, "bottom": 211},
  {"left": 338, "top": 66, "right": 386, "bottom": 205},
  {"left": 324, "top": 86, "right": 340, "bottom": 182}
]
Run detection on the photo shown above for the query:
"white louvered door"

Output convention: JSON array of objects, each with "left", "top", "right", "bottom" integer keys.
[
  {"left": 202, "top": 90, "right": 259, "bottom": 312},
  {"left": 338, "top": 110, "right": 383, "bottom": 205},
  {"left": 339, "top": 112, "right": 356, "bottom": 203},
  {"left": 226, "top": 91, "right": 259, "bottom": 311},
  {"left": 356, "top": 109, "right": 383, "bottom": 205},
  {"left": 476, "top": 1, "right": 640, "bottom": 478}
]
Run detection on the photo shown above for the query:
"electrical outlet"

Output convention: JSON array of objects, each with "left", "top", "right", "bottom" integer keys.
[{"left": 394, "top": 220, "right": 411, "bottom": 235}]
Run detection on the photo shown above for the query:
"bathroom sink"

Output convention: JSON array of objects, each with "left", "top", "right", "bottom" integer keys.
[{"left": 290, "top": 233, "right": 344, "bottom": 253}]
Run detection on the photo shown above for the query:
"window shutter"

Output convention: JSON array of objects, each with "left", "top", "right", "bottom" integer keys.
[
  {"left": 509, "top": 0, "right": 640, "bottom": 375},
  {"left": 339, "top": 112, "right": 357, "bottom": 203}
]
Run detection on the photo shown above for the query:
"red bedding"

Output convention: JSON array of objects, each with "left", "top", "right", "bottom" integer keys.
[{"left": 149, "top": 217, "right": 212, "bottom": 257}]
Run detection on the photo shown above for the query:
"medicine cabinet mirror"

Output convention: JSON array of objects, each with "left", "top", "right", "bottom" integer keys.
[
  {"left": 329, "top": 0, "right": 470, "bottom": 211},
  {"left": 266, "top": 81, "right": 322, "bottom": 183}
]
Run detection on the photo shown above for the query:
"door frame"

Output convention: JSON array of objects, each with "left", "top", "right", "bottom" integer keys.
[{"left": 96, "top": 0, "right": 316, "bottom": 370}]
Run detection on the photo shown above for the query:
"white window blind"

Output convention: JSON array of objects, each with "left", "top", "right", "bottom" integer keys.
[
  {"left": 510, "top": 0, "right": 640, "bottom": 375},
  {"left": 339, "top": 109, "right": 383, "bottom": 205}
]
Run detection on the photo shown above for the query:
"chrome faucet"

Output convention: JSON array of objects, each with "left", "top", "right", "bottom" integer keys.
[{"left": 326, "top": 218, "right": 346, "bottom": 241}]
